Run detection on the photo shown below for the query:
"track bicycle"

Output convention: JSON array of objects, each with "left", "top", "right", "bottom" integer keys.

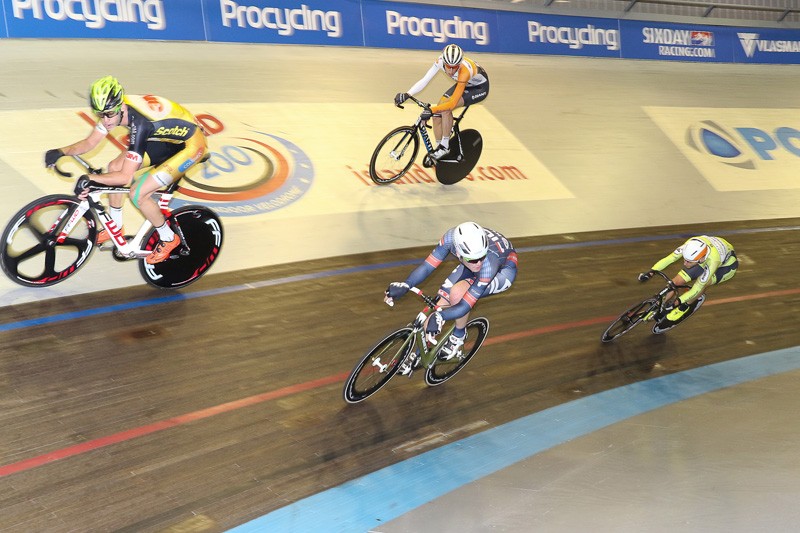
[
  {"left": 343, "top": 287, "right": 490, "bottom": 403},
  {"left": 0, "top": 154, "right": 223, "bottom": 289},
  {"left": 369, "top": 95, "right": 483, "bottom": 186},
  {"left": 601, "top": 270, "right": 706, "bottom": 342}
]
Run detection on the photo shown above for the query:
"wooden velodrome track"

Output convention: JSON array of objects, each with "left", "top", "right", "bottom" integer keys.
[
  {"left": 2, "top": 218, "right": 800, "bottom": 531},
  {"left": 2, "top": 38, "right": 800, "bottom": 531}
]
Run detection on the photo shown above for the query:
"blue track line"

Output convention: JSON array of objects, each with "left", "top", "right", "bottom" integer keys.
[
  {"left": 226, "top": 345, "right": 800, "bottom": 533},
  {"left": 1, "top": 225, "right": 797, "bottom": 333}
]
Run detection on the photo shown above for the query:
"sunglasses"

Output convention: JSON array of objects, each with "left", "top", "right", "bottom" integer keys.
[
  {"left": 95, "top": 110, "right": 119, "bottom": 119},
  {"left": 465, "top": 255, "right": 486, "bottom": 264}
]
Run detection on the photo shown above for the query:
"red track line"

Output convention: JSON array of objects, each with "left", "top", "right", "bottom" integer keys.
[
  {"left": 2, "top": 286, "right": 799, "bottom": 478},
  {"left": 0, "top": 373, "right": 348, "bottom": 477}
]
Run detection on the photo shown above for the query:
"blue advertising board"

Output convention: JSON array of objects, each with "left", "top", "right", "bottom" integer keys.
[
  {"left": 619, "top": 20, "right": 735, "bottom": 62},
  {"left": 496, "top": 11, "right": 621, "bottom": 58},
  {"left": 361, "top": 0, "right": 497, "bottom": 52},
  {"left": 731, "top": 27, "right": 800, "bottom": 64},
  {"left": 3, "top": 0, "right": 800, "bottom": 65},
  {"left": 204, "top": 0, "right": 364, "bottom": 46},
  {"left": 4, "top": 0, "right": 206, "bottom": 40}
]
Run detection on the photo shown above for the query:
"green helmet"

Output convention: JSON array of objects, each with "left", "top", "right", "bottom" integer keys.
[{"left": 89, "top": 75, "right": 124, "bottom": 114}]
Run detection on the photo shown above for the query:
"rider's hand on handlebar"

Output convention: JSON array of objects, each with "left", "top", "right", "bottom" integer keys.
[
  {"left": 394, "top": 92, "right": 409, "bottom": 106},
  {"left": 420, "top": 108, "right": 433, "bottom": 121},
  {"left": 637, "top": 270, "right": 656, "bottom": 282},
  {"left": 45, "top": 148, "right": 64, "bottom": 168},
  {"left": 425, "top": 311, "right": 444, "bottom": 344},
  {"left": 385, "top": 281, "right": 410, "bottom": 301},
  {"left": 73, "top": 174, "right": 99, "bottom": 199}
]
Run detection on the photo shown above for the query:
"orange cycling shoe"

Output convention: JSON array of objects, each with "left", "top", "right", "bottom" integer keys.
[{"left": 146, "top": 235, "right": 181, "bottom": 264}]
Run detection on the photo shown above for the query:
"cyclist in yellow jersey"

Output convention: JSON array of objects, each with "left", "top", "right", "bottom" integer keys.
[
  {"left": 394, "top": 44, "right": 489, "bottom": 160},
  {"left": 637, "top": 235, "right": 738, "bottom": 321},
  {"left": 44, "top": 76, "right": 208, "bottom": 264}
]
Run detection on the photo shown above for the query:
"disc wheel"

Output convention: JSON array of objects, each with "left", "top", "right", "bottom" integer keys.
[
  {"left": 139, "top": 205, "right": 223, "bottom": 289},
  {"left": 601, "top": 298, "right": 658, "bottom": 343},
  {"left": 435, "top": 129, "right": 483, "bottom": 185},
  {"left": 343, "top": 327, "right": 414, "bottom": 403},
  {"left": 369, "top": 126, "right": 420, "bottom": 184},
  {"left": 0, "top": 194, "right": 97, "bottom": 287},
  {"left": 424, "top": 317, "right": 489, "bottom": 386}
]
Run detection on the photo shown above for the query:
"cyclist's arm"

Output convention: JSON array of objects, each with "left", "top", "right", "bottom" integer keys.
[
  {"left": 651, "top": 250, "right": 682, "bottom": 272},
  {"left": 57, "top": 126, "right": 106, "bottom": 157},
  {"left": 404, "top": 243, "right": 449, "bottom": 288},
  {"left": 431, "top": 67, "right": 469, "bottom": 113},
  {"left": 406, "top": 62, "right": 439, "bottom": 96}
]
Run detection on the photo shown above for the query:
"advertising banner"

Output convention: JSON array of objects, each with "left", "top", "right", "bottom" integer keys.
[
  {"left": 497, "top": 11, "right": 621, "bottom": 58},
  {"left": 361, "top": 0, "right": 498, "bottom": 52},
  {"left": 3, "top": 0, "right": 206, "bottom": 40},
  {"left": 204, "top": 0, "right": 364, "bottom": 46},
  {"left": 619, "top": 20, "right": 734, "bottom": 62},
  {"left": 732, "top": 27, "right": 800, "bottom": 64}
]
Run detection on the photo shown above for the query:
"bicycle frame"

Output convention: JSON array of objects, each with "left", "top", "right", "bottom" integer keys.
[
  {"left": 54, "top": 155, "right": 187, "bottom": 259},
  {"left": 387, "top": 287, "right": 456, "bottom": 371},
  {"left": 404, "top": 95, "right": 469, "bottom": 161}
]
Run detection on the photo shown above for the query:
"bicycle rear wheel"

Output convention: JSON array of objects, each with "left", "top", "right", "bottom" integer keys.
[
  {"left": 435, "top": 129, "right": 483, "bottom": 185},
  {"left": 601, "top": 298, "right": 658, "bottom": 342},
  {"left": 139, "top": 205, "right": 223, "bottom": 289},
  {"left": 0, "top": 194, "right": 97, "bottom": 287},
  {"left": 369, "top": 126, "right": 420, "bottom": 184},
  {"left": 343, "top": 327, "right": 414, "bottom": 403},
  {"left": 424, "top": 317, "right": 489, "bottom": 386}
]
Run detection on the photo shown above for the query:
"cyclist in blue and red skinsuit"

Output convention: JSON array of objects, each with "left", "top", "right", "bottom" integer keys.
[{"left": 385, "top": 221, "right": 518, "bottom": 374}]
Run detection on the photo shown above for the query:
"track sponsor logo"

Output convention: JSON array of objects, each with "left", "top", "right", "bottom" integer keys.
[
  {"left": 385, "top": 10, "right": 489, "bottom": 45},
  {"left": 646, "top": 106, "right": 800, "bottom": 191},
  {"left": 11, "top": 0, "right": 165, "bottom": 30},
  {"left": 738, "top": 32, "right": 800, "bottom": 58},
  {"left": 175, "top": 115, "right": 314, "bottom": 217},
  {"left": 528, "top": 21, "right": 619, "bottom": 51},
  {"left": 348, "top": 163, "right": 531, "bottom": 186},
  {"left": 642, "top": 27, "right": 716, "bottom": 58},
  {"left": 220, "top": 1, "right": 342, "bottom": 37}
]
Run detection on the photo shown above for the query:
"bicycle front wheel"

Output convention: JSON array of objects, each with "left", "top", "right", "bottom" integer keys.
[
  {"left": 139, "top": 205, "right": 223, "bottom": 289},
  {"left": 601, "top": 298, "right": 658, "bottom": 342},
  {"left": 0, "top": 194, "right": 97, "bottom": 287},
  {"left": 424, "top": 317, "right": 489, "bottom": 386},
  {"left": 369, "top": 126, "right": 420, "bottom": 185},
  {"left": 343, "top": 327, "right": 414, "bottom": 403}
]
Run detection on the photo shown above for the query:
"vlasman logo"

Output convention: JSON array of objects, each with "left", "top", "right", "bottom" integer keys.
[
  {"left": 11, "top": 0, "right": 166, "bottom": 30},
  {"left": 738, "top": 32, "right": 800, "bottom": 58},
  {"left": 154, "top": 125, "right": 189, "bottom": 137},
  {"left": 739, "top": 33, "right": 759, "bottom": 58}
]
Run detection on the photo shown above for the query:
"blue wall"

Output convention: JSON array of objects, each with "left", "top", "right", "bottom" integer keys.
[{"left": 3, "top": 0, "right": 800, "bottom": 63}]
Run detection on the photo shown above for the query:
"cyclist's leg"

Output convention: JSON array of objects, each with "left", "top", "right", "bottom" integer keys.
[
  {"left": 435, "top": 264, "right": 474, "bottom": 328},
  {"left": 711, "top": 253, "right": 738, "bottom": 286}
]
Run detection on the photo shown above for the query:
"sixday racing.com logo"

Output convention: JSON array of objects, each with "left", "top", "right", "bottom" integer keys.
[
  {"left": 686, "top": 119, "right": 800, "bottom": 170},
  {"left": 176, "top": 114, "right": 313, "bottom": 217}
]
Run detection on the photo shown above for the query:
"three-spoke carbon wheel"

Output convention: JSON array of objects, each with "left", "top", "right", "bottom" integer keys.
[
  {"left": 424, "top": 317, "right": 489, "bottom": 386},
  {"left": 601, "top": 298, "right": 658, "bottom": 343},
  {"left": 343, "top": 327, "right": 414, "bottom": 403},
  {"left": 369, "top": 126, "right": 420, "bottom": 184},
  {"left": 139, "top": 205, "right": 223, "bottom": 289},
  {"left": 0, "top": 194, "right": 98, "bottom": 287}
]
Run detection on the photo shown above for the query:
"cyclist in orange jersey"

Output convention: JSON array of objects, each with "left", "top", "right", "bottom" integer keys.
[
  {"left": 44, "top": 76, "right": 208, "bottom": 264},
  {"left": 394, "top": 43, "right": 489, "bottom": 160}
]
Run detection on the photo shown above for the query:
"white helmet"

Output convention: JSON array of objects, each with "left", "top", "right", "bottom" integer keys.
[
  {"left": 682, "top": 238, "right": 709, "bottom": 263},
  {"left": 453, "top": 222, "right": 488, "bottom": 260},
  {"left": 442, "top": 44, "right": 463, "bottom": 67}
]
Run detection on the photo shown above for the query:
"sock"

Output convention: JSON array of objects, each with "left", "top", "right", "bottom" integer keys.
[
  {"left": 440, "top": 136, "right": 450, "bottom": 149},
  {"left": 155, "top": 223, "right": 176, "bottom": 242},
  {"left": 109, "top": 206, "right": 123, "bottom": 228},
  {"left": 453, "top": 327, "right": 466, "bottom": 338}
]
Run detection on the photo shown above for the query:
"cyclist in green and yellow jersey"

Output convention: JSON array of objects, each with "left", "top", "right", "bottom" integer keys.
[{"left": 638, "top": 235, "right": 738, "bottom": 321}]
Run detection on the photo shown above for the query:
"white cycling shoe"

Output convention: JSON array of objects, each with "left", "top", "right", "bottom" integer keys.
[{"left": 438, "top": 334, "right": 465, "bottom": 361}]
